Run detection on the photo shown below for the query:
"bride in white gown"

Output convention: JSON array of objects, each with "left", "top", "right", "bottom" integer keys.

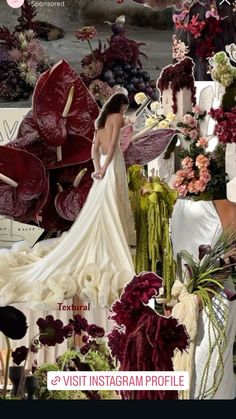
[
  {"left": 0, "top": 93, "right": 136, "bottom": 311},
  {"left": 171, "top": 198, "right": 236, "bottom": 399}
]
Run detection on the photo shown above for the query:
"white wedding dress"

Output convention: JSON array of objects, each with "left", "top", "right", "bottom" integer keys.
[
  {"left": 171, "top": 199, "right": 236, "bottom": 399},
  {"left": 0, "top": 142, "right": 136, "bottom": 310}
]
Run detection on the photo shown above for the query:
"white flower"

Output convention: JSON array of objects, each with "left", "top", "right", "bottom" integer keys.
[
  {"left": 150, "top": 101, "right": 161, "bottom": 112},
  {"left": 135, "top": 92, "right": 147, "bottom": 105},
  {"left": 166, "top": 112, "right": 176, "bottom": 122},
  {"left": 226, "top": 43, "right": 236, "bottom": 64},
  {"left": 158, "top": 119, "right": 169, "bottom": 128},
  {"left": 145, "top": 116, "right": 157, "bottom": 127}
]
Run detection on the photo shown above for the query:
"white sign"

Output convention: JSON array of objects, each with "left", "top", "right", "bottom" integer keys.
[
  {"left": 0, "top": 108, "right": 30, "bottom": 145},
  {"left": 0, "top": 108, "right": 44, "bottom": 248}
]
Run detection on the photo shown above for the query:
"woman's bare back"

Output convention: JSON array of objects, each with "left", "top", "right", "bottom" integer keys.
[{"left": 96, "top": 113, "right": 123, "bottom": 155}]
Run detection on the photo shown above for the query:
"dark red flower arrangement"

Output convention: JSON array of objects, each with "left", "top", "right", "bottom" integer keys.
[
  {"left": 157, "top": 57, "right": 196, "bottom": 114},
  {"left": 108, "top": 272, "right": 189, "bottom": 400},
  {"left": 209, "top": 107, "right": 236, "bottom": 144},
  {"left": 0, "top": 60, "right": 99, "bottom": 231},
  {"left": 173, "top": 6, "right": 224, "bottom": 60}
]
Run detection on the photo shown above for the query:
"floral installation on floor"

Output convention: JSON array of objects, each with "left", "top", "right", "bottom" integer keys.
[
  {"left": 108, "top": 271, "right": 189, "bottom": 400},
  {"left": 77, "top": 17, "right": 158, "bottom": 107},
  {"left": 0, "top": 27, "right": 49, "bottom": 101},
  {"left": 173, "top": 107, "right": 227, "bottom": 200},
  {"left": 0, "top": 308, "right": 118, "bottom": 400}
]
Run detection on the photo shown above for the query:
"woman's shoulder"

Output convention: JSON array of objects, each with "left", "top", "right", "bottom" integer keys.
[{"left": 107, "top": 113, "right": 124, "bottom": 123}]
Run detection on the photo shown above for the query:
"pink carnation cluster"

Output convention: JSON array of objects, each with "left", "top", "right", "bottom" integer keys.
[
  {"left": 173, "top": 154, "right": 211, "bottom": 197},
  {"left": 210, "top": 107, "right": 236, "bottom": 144}
]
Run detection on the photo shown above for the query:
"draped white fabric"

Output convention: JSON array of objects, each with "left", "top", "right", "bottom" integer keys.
[
  {"left": 171, "top": 199, "right": 236, "bottom": 399},
  {"left": 0, "top": 144, "right": 135, "bottom": 360},
  {"left": 0, "top": 144, "right": 135, "bottom": 310}
]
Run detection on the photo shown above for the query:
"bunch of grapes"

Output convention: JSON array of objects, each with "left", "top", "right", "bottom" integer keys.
[
  {"left": 102, "top": 62, "right": 158, "bottom": 104},
  {"left": 0, "top": 60, "right": 31, "bottom": 101}
]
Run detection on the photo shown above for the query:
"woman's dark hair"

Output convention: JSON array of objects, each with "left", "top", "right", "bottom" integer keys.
[{"left": 95, "top": 93, "right": 129, "bottom": 129}]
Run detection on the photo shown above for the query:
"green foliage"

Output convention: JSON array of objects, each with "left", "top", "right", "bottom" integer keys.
[
  {"left": 129, "top": 166, "right": 177, "bottom": 300},
  {"left": 34, "top": 362, "right": 88, "bottom": 400}
]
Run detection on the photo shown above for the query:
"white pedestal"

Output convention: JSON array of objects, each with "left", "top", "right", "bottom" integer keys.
[{"left": 162, "top": 87, "right": 193, "bottom": 123}]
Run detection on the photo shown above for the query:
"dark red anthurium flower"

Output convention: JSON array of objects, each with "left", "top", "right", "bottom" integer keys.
[{"left": 0, "top": 146, "right": 48, "bottom": 223}]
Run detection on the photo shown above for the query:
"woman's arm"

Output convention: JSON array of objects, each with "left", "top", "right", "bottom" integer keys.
[
  {"left": 99, "top": 114, "right": 124, "bottom": 178},
  {"left": 91, "top": 130, "right": 101, "bottom": 173}
]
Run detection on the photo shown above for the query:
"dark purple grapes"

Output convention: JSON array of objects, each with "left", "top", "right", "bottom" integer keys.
[
  {"left": 115, "top": 69, "right": 123, "bottom": 77},
  {"left": 130, "top": 68, "right": 138, "bottom": 76},
  {"left": 131, "top": 76, "right": 138, "bottom": 85},
  {"left": 123, "top": 63, "right": 131, "bottom": 71},
  {"left": 143, "top": 71, "right": 150, "bottom": 82},
  {"left": 104, "top": 70, "right": 114, "bottom": 80},
  {"left": 107, "top": 78, "right": 116, "bottom": 87},
  {"left": 137, "top": 82, "right": 145, "bottom": 91},
  {"left": 10, "top": 77, "right": 18, "bottom": 86}
]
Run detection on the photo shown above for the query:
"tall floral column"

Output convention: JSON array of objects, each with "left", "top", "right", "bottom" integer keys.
[{"left": 209, "top": 49, "right": 236, "bottom": 202}]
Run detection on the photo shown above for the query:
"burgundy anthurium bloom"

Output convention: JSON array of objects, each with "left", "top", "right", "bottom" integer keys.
[
  {"left": 33, "top": 59, "right": 99, "bottom": 160},
  {"left": 38, "top": 174, "right": 72, "bottom": 232},
  {"left": 54, "top": 166, "right": 93, "bottom": 221},
  {"left": 0, "top": 146, "right": 48, "bottom": 223}
]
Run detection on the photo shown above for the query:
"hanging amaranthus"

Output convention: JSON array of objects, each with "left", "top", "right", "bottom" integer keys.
[{"left": 128, "top": 166, "right": 177, "bottom": 300}]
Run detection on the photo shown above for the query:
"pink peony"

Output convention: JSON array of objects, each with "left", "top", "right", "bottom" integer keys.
[
  {"left": 187, "top": 170, "right": 195, "bottom": 179},
  {"left": 189, "top": 129, "right": 199, "bottom": 140},
  {"left": 196, "top": 137, "right": 208, "bottom": 148},
  {"left": 200, "top": 168, "right": 211, "bottom": 183},
  {"left": 182, "top": 114, "right": 197, "bottom": 128},
  {"left": 194, "top": 179, "right": 207, "bottom": 193},
  {"left": 195, "top": 154, "right": 210, "bottom": 169},
  {"left": 178, "top": 184, "right": 188, "bottom": 196},
  {"left": 181, "top": 156, "right": 194, "bottom": 169},
  {"left": 192, "top": 105, "right": 201, "bottom": 113}
]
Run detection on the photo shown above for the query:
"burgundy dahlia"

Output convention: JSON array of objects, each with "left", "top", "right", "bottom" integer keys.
[
  {"left": 87, "top": 324, "right": 105, "bottom": 338},
  {"left": 37, "top": 315, "right": 66, "bottom": 346},
  {"left": 122, "top": 272, "right": 162, "bottom": 308},
  {"left": 69, "top": 314, "right": 88, "bottom": 335},
  {"left": 12, "top": 346, "right": 28, "bottom": 365}
]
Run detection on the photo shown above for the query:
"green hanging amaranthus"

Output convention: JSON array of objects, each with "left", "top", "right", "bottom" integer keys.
[{"left": 128, "top": 166, "right": 177, "bottom": 301}]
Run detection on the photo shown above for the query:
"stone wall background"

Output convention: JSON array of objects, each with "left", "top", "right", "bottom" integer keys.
[{"left": 0, "top": 0, "right": 173, "bottom": 29}]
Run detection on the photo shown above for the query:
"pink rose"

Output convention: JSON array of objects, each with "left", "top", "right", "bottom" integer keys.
[{"left": 190, "top": 129, "right": 199, "bottom": 140}]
